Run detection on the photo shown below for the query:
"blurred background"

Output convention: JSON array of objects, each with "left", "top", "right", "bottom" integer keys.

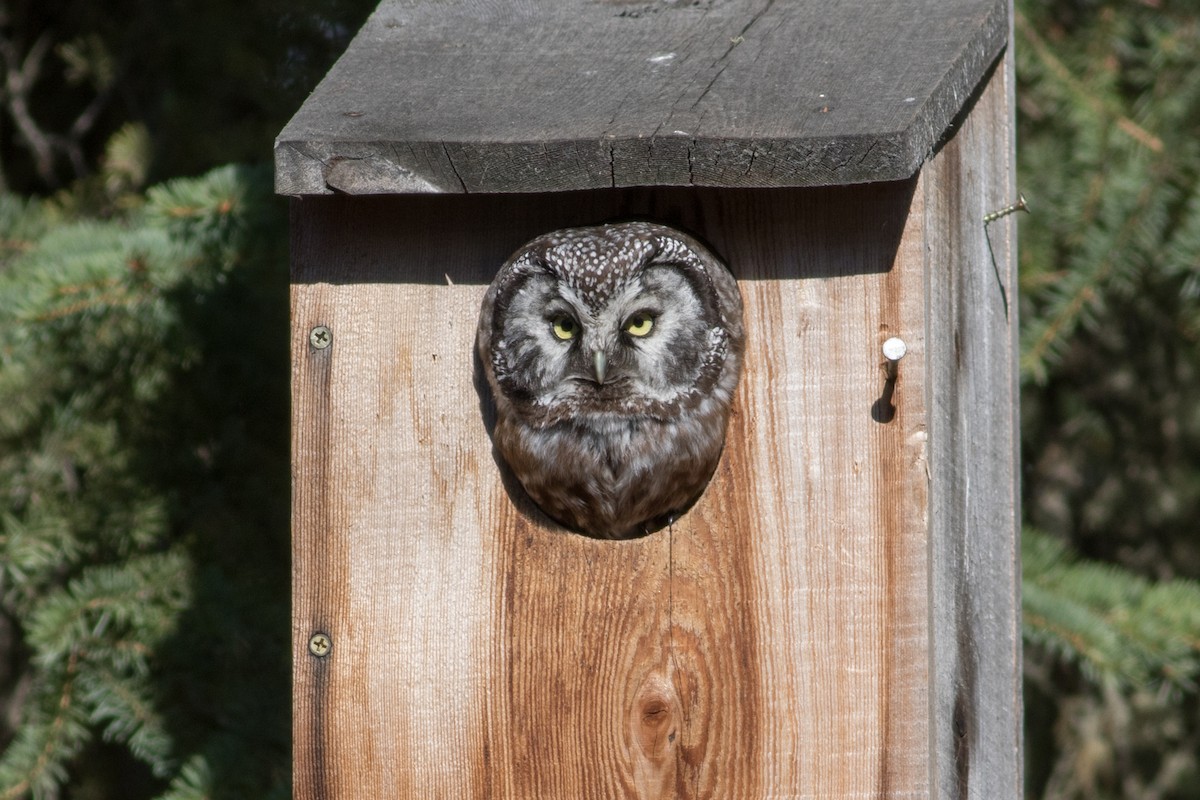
[{"left": 0, "top": 0, "right": 1197, "bottom": 797}]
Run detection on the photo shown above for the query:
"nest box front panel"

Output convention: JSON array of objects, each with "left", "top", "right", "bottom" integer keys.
[{"left": 291, "top": 184, "right": 929, "bottom": 798}]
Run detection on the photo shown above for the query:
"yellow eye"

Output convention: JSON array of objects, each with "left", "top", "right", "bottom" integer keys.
[
  {"left": 624, "top": 314, "right": 654, "bottom": 337},
  {"left": 551, "top": 315, "right": 578, "bottom": 341}
]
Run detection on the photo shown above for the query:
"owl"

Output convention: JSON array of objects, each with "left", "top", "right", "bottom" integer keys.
[{"left": 477, "top": 221, "right": 744, "bottom": 539}]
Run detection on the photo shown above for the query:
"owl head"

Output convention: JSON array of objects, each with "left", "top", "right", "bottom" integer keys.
[{"left": 477, "top": 221, "right": 744, "bottom": 538}]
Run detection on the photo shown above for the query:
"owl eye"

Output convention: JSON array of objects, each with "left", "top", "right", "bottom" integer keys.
[
  {"left": 551, "top": 315, "right": 578, "bottom": 341},
  {"left": 623, "top": 313, "right": 655, "bottom": 337}
]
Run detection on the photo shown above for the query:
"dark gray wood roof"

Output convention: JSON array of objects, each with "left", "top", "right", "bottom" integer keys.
[{"left": 275, "top": 0, "right": 1008, "bottom": 195}]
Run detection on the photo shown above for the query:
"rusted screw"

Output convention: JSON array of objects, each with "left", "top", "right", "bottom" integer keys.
[
  {"left": 308, "top": 632, "right": 332, "bottom": 657},
  {"left": 309, "top": 326, "right": 332, "bottom": 349},
  {"left": 983, "top": 193, "right": 1029, "bottom": 223}
]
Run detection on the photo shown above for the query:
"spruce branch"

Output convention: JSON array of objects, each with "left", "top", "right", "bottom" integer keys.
[
  {"left": 1015, "top": 10, "right": 1162, "bottom": 154},
  {"left": 0, "top": 649, "right": 83, "bottom": 800},
  {"left": 1021, "top": 181, "right": 1157, "bottom": 380},
  {"left": 0, "top": 165, "right": 289, "bottom": 799},
  {"left": 1023, "top": 528, "right": 1200, "bottom": 689},
  {"left": 82, "top": 666, "right": 174, "bottom": 776}
]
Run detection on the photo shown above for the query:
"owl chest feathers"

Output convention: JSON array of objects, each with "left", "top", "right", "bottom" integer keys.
[{"left": 494, "top": 405, "right": 727, "bottom": 538}]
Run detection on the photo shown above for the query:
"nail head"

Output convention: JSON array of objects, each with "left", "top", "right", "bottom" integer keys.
[{"left": 882, "top": 337, "right": 908, "bottom": 362}]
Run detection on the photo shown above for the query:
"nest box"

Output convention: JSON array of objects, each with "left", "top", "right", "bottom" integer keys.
[{"left": 276, "top": 0, "right": 1021, "bottom": 796}]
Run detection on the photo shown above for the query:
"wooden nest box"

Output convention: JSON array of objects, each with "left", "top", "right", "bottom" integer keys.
[{"left": 276, "top": 0, "right": 1021, "bottom": 796}]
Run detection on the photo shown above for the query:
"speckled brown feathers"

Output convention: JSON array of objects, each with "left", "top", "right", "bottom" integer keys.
[{"left": 478, "top": 222, "right": 744, "bottom": 539}]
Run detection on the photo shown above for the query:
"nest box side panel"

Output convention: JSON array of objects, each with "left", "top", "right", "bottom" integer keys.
[
  {"left": 290, "top": 185, "right": 930, "bottom": 798},
  {"left": 923, "top": 51, "right": 1023, "bottom": 797}
]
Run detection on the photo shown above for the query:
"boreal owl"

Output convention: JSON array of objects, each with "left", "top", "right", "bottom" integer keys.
[{"left": 477, "top": 221, "right": 744, "bottom": 539}]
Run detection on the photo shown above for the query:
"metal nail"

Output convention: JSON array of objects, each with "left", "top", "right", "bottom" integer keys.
[{"left": 882, "top": 337, "right": 907, "bottom": 380}]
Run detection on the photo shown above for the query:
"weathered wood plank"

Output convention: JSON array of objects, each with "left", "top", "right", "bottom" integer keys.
[
  {"left": 291, "top": 182, "right": 933, "bottom": 797},
  {"left": 275, "top": 0, "right": 1007, "bottom": 195},
  {"left": 923, "top": 47, "right": 1023, "bottom": 798}
]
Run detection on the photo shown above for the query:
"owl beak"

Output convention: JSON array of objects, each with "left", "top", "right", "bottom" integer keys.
[{"left": 592, "top": 349, "right": 608, "bottom": 385}]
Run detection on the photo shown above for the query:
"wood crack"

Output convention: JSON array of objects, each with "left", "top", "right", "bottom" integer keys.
[
  {"left": 441, "top": 141, "right": 469, "bottom": 193},
  {"left": 690, "top": 64, "right": 729, "bottom": 111},
  {"left": 690, "top": 0, "right": 777, "bottom": 111}
]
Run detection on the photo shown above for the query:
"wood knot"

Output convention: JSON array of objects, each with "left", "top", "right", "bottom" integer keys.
[
  {"left": 641, "top": 697, "right": 670, "bottom": 724},
  {"left": 626, "top": 674, "right": 682, "bottom": 794},
  {"left": 631, "top": 678, "right": 679, "bottom": 757}
]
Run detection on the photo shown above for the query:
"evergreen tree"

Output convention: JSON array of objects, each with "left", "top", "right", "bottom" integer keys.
[
  {"left": 0, "top": 165, "right": 290, "bottom": 799},
  {"left": 1016, "top": 0, "right": 1200, "bottom": 796}
]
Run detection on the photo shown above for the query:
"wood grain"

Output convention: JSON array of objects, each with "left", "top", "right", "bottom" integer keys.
[
  {"left": 292, "top": 180, "right": 940, "bottom": 797},
  {"left": 924, "top": 48, "right": 1023, "bottom": 799},
  {"left": 275, "top": 0, "right": 1008, "bottom": 194}
]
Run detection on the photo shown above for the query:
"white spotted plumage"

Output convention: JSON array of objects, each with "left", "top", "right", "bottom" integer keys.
[{"left": 477, "top": 221, "right": 744, "bottom": 539}]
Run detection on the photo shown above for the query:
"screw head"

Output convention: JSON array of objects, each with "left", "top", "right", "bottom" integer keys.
[
  {"left": 309, "top": 326, "right": 332, "bottom": 349},
  {"left": 308, "top": 632, "right": 332, "bottom": 657}
]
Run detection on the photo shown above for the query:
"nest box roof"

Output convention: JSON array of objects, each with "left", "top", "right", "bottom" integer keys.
[{"left": 275, "top": 0, "right": 1008, "bottom": 195}]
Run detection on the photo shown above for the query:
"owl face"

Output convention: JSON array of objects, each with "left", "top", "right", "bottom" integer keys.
[
  {"left": 493, "top": 251, "right": 715, "bottom": 417},
  {"left": 478, "top": 222, "right": 744, "bottom": 538}
]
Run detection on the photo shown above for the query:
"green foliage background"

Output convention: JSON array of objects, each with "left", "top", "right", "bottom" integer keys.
[
  {"left": 0, "top": 0, "right": 1198, "bottom": 798},
  {"left": 0, "top": 167, "right": 291, "bottom": 798},
  {"left": 1017, "top": 1, "right": 1200, "bottom": 797}
]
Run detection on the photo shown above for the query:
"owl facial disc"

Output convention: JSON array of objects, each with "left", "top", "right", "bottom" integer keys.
[{"left": 477, "top": 221, "right": 744, "bottom": 539}]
